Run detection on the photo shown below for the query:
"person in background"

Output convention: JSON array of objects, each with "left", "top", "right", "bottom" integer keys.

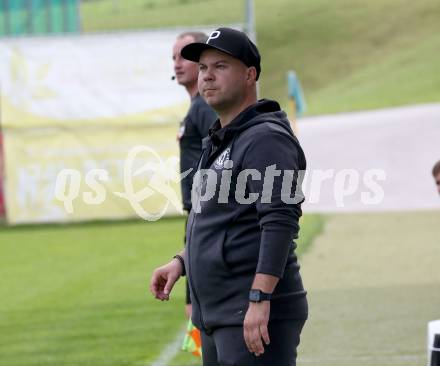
[{"left": 432, "top": 160, "right": 440, "bottom": 195}]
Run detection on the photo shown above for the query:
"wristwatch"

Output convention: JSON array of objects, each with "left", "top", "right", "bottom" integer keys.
[{"left": 249, "top": 289, "right": 272, "bottom": 302}]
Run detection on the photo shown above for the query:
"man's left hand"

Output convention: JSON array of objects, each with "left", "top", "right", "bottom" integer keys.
[{"left": 243, "top": 301, "right": 270, "bottom": 356}]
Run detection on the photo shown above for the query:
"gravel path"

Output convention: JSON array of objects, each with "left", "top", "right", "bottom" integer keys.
[{"left": 297, "top": 103, "right": 440, "bottom": 212}]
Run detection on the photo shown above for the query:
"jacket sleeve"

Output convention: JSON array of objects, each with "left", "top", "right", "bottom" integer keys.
[{"left": 242, "top": 129, "right": 305, "bottom": 278}]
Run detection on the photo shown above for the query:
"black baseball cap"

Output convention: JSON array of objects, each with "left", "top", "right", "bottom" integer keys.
[{"left": 181, "top": 27, "right": 261, "bottom": 80}]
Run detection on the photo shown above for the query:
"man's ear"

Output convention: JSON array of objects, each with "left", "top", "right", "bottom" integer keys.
[{"left": 247, "top": 67, "right": 257, "bottom": 82}]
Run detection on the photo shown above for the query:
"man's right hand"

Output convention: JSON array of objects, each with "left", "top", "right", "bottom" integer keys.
[{"left": 150, "top": 259, "right": 183, "bottom": 301}]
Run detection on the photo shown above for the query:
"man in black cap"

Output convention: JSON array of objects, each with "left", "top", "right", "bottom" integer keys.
[{"left": 151, "top": 27, "right": 308, "bottom": 366}]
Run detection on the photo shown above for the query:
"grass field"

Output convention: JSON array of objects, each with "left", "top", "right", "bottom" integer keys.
[
  {"left": 3, "top": 211, "right": 437, "bottom": 366},
  {"left": 81, "top": 0, "right": 440, "bottom": 115},
  {"left": 298, "top": 211, "right": 440, "bottom": 366},
  {"left": 0, "top": 214, "right": 322, "bottom": 366}
]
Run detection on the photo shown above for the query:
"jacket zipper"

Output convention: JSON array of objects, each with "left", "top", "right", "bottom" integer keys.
[{"left": 186, "top": 136, "right": 236, "bottom": 333}]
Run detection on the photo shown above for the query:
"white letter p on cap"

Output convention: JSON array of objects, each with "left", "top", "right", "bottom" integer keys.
[{"left": 207, "top": 30, "right": 221, "bottom": 43}]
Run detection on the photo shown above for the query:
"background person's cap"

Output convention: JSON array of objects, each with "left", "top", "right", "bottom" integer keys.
[{"left": 181, "top": 27, "right": 261, "bottom": 80}]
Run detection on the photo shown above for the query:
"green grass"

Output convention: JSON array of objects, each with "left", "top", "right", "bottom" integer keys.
[
  {"left": 3, "top": 211, "right": 439, "bottom": 366},
  {"left": 0, "top": 218, "right": 185, "bottom": 366},
  {"left": 81, "top": 0, "right": 440, "bottom": 115},
  {"left": 81, "top": 0, "right": 243, "bottom": 32},
  {"left": 0, "top": 215, "right": 322, "bottom": 366},
  {"left": 257, "top": 0, "right": 440, "bottom": 114},
  {"left": 296, "top": 214, "right": 324, "bottom": 256},
  {"left": 298, "top": 211, "right": 440, "bottom": 366}
]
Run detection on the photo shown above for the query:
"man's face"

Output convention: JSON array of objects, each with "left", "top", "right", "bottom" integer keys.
[
  {"left": 172, "top": 36, "right": 198, "bottom": 87},
  {"left": 198, "top": 49, "right": 250, "bottom": 111},
  {"left": 435, "top": 173, "right": 440, "bottom": 195}
]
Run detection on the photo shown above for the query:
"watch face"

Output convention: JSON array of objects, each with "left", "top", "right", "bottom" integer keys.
[{"left": 249, "top": 290, "right": 261, "bottom": 302}]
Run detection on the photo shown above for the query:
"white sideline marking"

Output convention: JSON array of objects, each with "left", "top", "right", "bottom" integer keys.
[{"left": 147, "top": 325, "right": 187, "bottom": 366}]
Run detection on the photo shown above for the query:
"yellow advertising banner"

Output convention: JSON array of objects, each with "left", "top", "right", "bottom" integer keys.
[
  {"left": 0, "top": 30, "right": 206, "bottom": 224},
  {"left": 3, "top": 122, "right": 186, "bottom": 224},
  {"left": 0, "top": 31, "right": 190, "bottom": 128}
]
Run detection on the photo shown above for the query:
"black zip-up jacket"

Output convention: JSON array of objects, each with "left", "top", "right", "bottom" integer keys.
[{"left": 185, "top": 99, "right": 308, "bottom": 333}]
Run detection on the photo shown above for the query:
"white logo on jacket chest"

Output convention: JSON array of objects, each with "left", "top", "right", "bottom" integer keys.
[{"left": 214, "top": 148, "right": 231, "bottom": 169}]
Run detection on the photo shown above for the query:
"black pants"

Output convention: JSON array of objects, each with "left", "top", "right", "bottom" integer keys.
[{"left": 200, "top": 319, "right": 306, "bottom": 366}]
